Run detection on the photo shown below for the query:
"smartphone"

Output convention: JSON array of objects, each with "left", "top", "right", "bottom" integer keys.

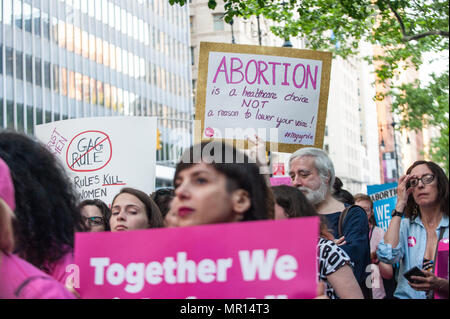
[{"left": 403, "top": 266, "right": 426, "bottom": 283}]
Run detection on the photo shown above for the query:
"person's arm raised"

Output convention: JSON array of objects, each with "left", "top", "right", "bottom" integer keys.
[{"left": 383, "top": 174, "right": 414, "bottom": 247}]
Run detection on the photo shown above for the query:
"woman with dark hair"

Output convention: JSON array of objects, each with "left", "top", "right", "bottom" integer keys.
[
  {"left": 378, "top": 160, "right": 449, "bottom": 299},
  {"left": 170, "top": 141, "right": 273, "bottom": 227},
  {"left": 272, "top": 185, "right": 363, "bottom": 299},
  {"left": 78, "top": 199, "right": 111, "bottom": 232},
  {"left": 150, "top": 188, "right": 174, "bottom": 217},
  {"left": 0, "top": 131, "right": 86, "bottom": 285},
  {"left": 110, "top": 187, "right": 164, "bottom": 231},
  {"left": 0, "top": 158, "right": 75, "bottom": 299},
  {"left": 332, "top": 177, "right": 355, "bottom": 205}
]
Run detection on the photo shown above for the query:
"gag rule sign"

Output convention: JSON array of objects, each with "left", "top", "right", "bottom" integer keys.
[
  {"left": 74, "top": 217, "right": 319, "bottom": 299},
  {"left": 367, "top": 183, "right": 398, "bottom": 231},
  {"left": 35, "top": 116, "right": 157, "bottom": 205},
  {"left": 194, "top": 42, "right": 332, "bottom": 153}
]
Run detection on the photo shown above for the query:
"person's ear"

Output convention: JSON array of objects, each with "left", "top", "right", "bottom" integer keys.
[{"left": 231, "top": 189, "right": 251, "bottom": 219}]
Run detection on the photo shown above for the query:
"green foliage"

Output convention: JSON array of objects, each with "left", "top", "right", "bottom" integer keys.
[
  {"left": 391, "top": 70, "right": 449, "bottom": 174},
  {"left": 170, "top": 0, "right": 449, "bottom": 169},
  {"left": 171, "top": 0, "right": 448, "bottom": 84}
]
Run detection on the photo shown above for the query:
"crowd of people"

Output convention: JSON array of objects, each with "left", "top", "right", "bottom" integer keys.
[{"left": 0, "top": 130, "right": 448, "bottom": 299}]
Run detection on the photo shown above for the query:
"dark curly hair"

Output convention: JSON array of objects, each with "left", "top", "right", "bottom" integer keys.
[{"left": 0, "top": 131, "right": 86, "bottom": 272}]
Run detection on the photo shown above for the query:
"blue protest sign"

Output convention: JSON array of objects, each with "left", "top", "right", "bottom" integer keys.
[{"left": 367, "top": 183, "right": 398, "bottom": 231}]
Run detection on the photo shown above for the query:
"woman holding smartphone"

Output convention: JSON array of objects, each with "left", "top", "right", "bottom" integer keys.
[{"left": 377, "top": 160, "right": 449, "bottom": 299}]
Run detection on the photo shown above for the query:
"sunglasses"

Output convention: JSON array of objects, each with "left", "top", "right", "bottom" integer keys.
[
  {"left": 408, "top": 174, "right": 435, "bottom": 188},
  {"left": 84, "top": 216, "right": 104, "bottom": 226}
]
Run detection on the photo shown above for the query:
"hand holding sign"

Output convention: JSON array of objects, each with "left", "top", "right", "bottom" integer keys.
[{"left": 246, "top": 134, "right": 268, "bottom": 167}]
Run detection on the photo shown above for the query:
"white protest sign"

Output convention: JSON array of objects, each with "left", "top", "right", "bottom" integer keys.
[
  {"left": 35, "top": 116, "right": 157, "bottom": 206},
  {"left": 195, "top": 42, "right": 332, "bottom": 153}
]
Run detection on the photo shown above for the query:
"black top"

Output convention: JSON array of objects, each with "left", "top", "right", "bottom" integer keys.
[{"left": 324, "top": 205, "right": 371, "bottom": 284}]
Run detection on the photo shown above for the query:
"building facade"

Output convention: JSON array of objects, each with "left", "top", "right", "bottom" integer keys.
[
  {"left": 1, "top": 0, "right": 194, "bottom": 186},
  {"left": 323, "top": 45, "right": 381, "bottom": 194}
]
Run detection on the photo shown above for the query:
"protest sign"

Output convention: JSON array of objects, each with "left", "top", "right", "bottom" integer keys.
[
  {"left": 74, "top": 217, "right": 319, "bottom": 299},
  {"left": 270, "top": 177, "right": 292, "bottom": 186},
  {"left": 272, "top": 163, "right": 286, "bottom": 176},
  {"left": 35, "top": 116, "right": 157, "bottom": 205},
  {"left": 195, "top": 42, "right": 332, "bottom": 153},
  {"left": 367, "top": 183, "right": 398, "bottom": 231},
  {"left": 435, "top": 238, "right": 449, "bottom": 299}
]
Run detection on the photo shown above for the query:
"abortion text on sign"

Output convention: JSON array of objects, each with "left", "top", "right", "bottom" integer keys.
[
  {"left": 367, "top": 183, "right": 398, "bottom": 231},
  {"left": 75, "top": 217, "right": 319, "bottom": 299},
  {"left": 195, "top": 42, "right": 331, "bottom": 153}
]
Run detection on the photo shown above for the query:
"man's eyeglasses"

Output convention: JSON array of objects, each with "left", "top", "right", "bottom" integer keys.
[
  {"left": 84, "top": 216, "right": 104, "bottom": 226},
  {"left": 408, "top": 174, "right": 435, "bottom": 188}
]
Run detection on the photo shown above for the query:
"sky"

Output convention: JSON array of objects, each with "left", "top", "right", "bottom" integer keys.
[{"left": 419, "top": 50, "right": 449, "bottom": 86}]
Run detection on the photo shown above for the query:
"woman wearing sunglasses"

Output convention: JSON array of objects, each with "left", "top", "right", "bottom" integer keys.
[
  {"left": 78, "top": 199, "right": 111, "bottom": 232},
  {"left": 377, "top": 160, "right": 449, "bottom": 299}
]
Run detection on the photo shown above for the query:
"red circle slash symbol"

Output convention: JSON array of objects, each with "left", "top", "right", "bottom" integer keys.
[{"left": 66, "top": 130, "right": 112, "bottom": 172}]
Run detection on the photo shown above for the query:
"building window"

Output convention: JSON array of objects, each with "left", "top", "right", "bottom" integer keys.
[
  {"left": 213, "top": 14, "right": 224, "bottom": 31},
  {"left": 6, "top": 47, "right": 14, "bottom": 76},
  {"left": 190, "top": 46, "right": 195, "bottom": 65}
]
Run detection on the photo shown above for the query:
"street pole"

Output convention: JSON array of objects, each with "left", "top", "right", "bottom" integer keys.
[
  {"left": 230, "top": 19, "right": 236, "bottom": 44},
  {"left": 256, "top": 15, "right": 262, "bottom": 46},
  {"left": 391, "top": 122, "right": 399, "bottom": 180}
]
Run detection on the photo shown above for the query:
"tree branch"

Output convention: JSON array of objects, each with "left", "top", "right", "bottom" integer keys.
[
  {"left": 404, "top": 30, "right": 450, "bottom": 41},
  {"left": 387, "top": 1, "right": 407, "bottom": 37},
  {"left": 386, "top": 1, "right": 449, "bottom": 42}
]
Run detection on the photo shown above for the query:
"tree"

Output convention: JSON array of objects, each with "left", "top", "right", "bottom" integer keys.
[
  {"left": 390, "top": 70, "right": 449, "bottom": 174},
  {"left": 172, "top": 0, "right": 449, "bottom": 169}
]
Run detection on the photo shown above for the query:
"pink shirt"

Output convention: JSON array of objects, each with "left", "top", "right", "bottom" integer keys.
[
  {"left": 0, "top": 252, "right": 75, "bottom": 299},
  {"left": 46, "top": 250, "right": 75, "bottom": 285}
]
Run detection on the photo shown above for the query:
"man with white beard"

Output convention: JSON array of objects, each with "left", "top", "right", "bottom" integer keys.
[{"left": 288, "top": 147, "right": 372, "bottom": 299}]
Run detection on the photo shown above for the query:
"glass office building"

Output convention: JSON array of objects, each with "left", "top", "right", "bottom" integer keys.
[{"left": 1, "top": 0, "right": 193, "bottom": 185}]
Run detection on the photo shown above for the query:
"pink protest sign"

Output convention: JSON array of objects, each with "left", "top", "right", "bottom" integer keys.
[
  {"left": 74, "top": 217, "right": 319, "bottom": 299},
  {"left": 270, "top": 177, "right": 292, "bottom": 186},
  {"left": 434, "top": 238, "right": 449, "bottom": 299}
]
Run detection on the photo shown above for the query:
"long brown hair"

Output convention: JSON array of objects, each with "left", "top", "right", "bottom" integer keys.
[{"left": 404, "top": 161, "right": 449, "bottom": 219}]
